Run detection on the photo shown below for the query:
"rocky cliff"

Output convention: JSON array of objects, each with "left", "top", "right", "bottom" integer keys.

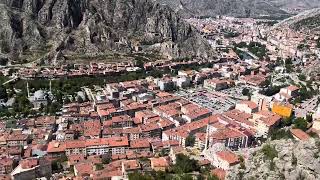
[
  {"left": 0, "top": 0, "right": 214, "bottom": 64},
  {"left": 228, "top": 139, "right": 320, "bottom": 180}
]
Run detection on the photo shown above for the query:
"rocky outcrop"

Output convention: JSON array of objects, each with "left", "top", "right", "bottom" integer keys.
[
  {"left": 0, "top": 0, "right": 214, "bottom": 64},
  {"left": 228, "top": 139, "right": 320, "bottom": 180}
]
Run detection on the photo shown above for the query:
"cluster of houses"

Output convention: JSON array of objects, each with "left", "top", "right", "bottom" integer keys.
[{"left": 0, "top": 66, "right": 312, "bottom": 179}]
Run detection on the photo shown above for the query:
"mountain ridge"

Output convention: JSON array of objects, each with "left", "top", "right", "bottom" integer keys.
[
  {"left": 156, "top": 0, "right": 320, "bottom": 18},
  {"left": 0, "top": 0, "right": 215, "bottom": 65}
]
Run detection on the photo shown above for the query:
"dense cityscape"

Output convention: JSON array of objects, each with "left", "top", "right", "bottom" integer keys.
[{"left": 1, "top": 1, "right": 320, "bottom": 180}]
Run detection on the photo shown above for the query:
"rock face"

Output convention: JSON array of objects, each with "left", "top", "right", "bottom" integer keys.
[
  {"left": 0, "top": 0, "right": 214, "bottom": 64},
  {"left": 228, "top": 139, "right": 320, "bottom": 180},
  {"left": 157, "top": 0, "right": 320, "bottom": 18}
]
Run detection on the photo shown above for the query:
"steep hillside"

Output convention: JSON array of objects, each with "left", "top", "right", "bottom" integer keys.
[
  {"left": 274, "top": 8, "right": 320, "bottom": 31},
  {"left": 0, "top": 0, "right": 214, "bottom": 65},
  {"left": 228, "top": 139, "right": 320, "bottom": 180},
  {"left": 157, "top": 0, "right": 320, "bottom": 18}
]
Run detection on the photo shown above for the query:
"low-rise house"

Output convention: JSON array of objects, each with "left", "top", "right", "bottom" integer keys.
[
  {"left": 47, "top": 141, "right": 66, "bottom": 157},
  {"left": 157, "top": 77, "right": 175, "bottom": 91},
  {"left": 151, "top": 140, "right": 180, "bottom": 154},
  {"left": 235, "top": 101, "right": 259, "bottom": 114},
  {"left": 35, "top": 116, "right": 56, "bottom": 128},
  {"left": 140, "top": 123, "right": 162, "bottom": 139},
  {"left": 135, "top": 110, "right": 160, "bottom": 124},
  {"left": 181, "top": 104, "right": 212, "bottom": 123},
  {"left": 150, "top": 157, "right": 170, "bottom": 171},
  {"left": 0, "top": 157, "right": 14, "bottom": 174},
  {"left": 104, "top": 115, "right": 134, "bottom": 129},
  {"left": 11, "top": 158, "right": 52, "bottom": 180},
  {"left": 122, "top": 160, "right": 141, "bottom": 177},
  {"left": 241, "top": 74, "right": 267, "bottom": 87},
  {"left": 85, "top": 137, "right": 129, "bottom": 156},
  {"left": 208, "top": 127, "right": 252, "bottom": 150},
  {"left": 74, "top": 161, "right": 94, "bottom": 177},
  {"left": 211, "top": 168, "right": 226, "bottom": 180},
  {"left": 212, "top": 151, "right": 239, "bottom": 170},
  {"left": 204, "top": 79, "right": 231, "bottom": 91},
  {"left": 6, "top": 134, "right": 29, "bottom": 147},
  {"left": 83, "top": 120, "right": 101, "bottom": 139},
  {"left": 252, "top": 111, "right": 282, "bottom": 137},
  {"left": 290, "top": 129, "right": 310, "bottom": 141},
  {"left": 130, "top": 139, "right": 151, "bottom": 152},
  {"left": 67, "top": 154, "right": 85, "bottom": 166},
  {"left": 274, "top": 85, "right": 300, "bottom": 102},
  {"left": 65, "top": 140, "right": 87, "bottom": 156}
]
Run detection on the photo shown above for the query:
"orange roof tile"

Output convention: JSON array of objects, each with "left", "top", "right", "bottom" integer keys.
[
  {"left": 216, "top": 151, "right": 239, "bottom": 164},
  {"left": 47, "top": 141, "right": 66, "bottom": 153},
  {"left": 290, "top": 129, "right": 310, "bottom": 141}
]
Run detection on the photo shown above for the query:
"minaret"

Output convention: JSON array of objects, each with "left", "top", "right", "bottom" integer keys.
[
  {"left": 27, "top": 82, "right": 30, "bottom": 98},
  {"left": 205, "top": 124, "right": 209, "bottom": 150},
  {"left": 49, "top": 80, "right": 52, "bottom": 93}
]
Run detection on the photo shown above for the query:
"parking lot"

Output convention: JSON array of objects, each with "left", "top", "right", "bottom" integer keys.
[{"left": 176, "top": 87, "right": 238, "bottom": 114}]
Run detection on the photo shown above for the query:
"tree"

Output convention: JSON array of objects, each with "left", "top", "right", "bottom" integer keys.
[
  {"left": 269, "top": 129, "right": 293, "bottom": 140},
  {"left": 185, "top": 135, "right": 195, "bottom": 147},
  {"left": 135, "top": 59, "right": 144, "bottom": 69},
  {"left": 95, "top": 163, "right": 104, "bottom": 170},
  {"left": 208, "top": 174, "right": 220, "bottom": 180},
  {"left": 0, "top": 85, "right": 8, "bottom": 100},
  {"left": 282, "top": 116, "right": 293, "bottom": 127},
  {"left": 77, "top": 96, "right": 83, "bottom": 103},
  {"left": 242, "top": 88, "right": 250, "bottom": 96},
  {"left": 261, "top": 144, "right": 278, "bottom": 161},
  {"left": 298, "top": 74, "right": 306, "bottom": 81},
  {"left": 128, "top": 172, "right": 152, "bottom": 180},
  {"left": 294, "top": 118, "right": 308, "bottom": 131},
  {"left": 64, "top": 97, "right": 71, "bottom": 104},
  {"left": 0, "top": 57, "right": 8, "bottom": 66},
  {"left": 173, "top": 154, "right": 199, "bottom": 173},
  {"left": 306, "top": 114, "right": 313, "bottom": 123},
  {"left": 102, "top": 154, "right": 111, "bottom": 164}
]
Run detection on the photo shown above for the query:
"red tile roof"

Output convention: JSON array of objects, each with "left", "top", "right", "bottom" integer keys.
[
  {"left": 47, "top": 141, "right": 66, "bottom": 153},
  {"left": 290, "top": 129, "right": 310, "bottom": 141},
  {"left": 216, "top": 151, "right": 239, "bottom": 164}
]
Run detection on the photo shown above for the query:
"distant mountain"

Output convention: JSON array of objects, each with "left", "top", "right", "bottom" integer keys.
[
  {"left": 274, "top": 8, "right": 320, "bottom": 31},
  {"left": 157, "top": 0, "right": 320, "bottom": 18},
  {"left": 0, "top": 0, "right": 214, "bottom": 65}
]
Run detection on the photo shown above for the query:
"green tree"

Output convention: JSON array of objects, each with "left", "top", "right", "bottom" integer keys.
[
  {"left": 95, "top": 163, "right": 104, "bottom": 170},
  {"left": 261, "top": 144, "right": 278, "bottom": 160},
  {"left": 269, "top": 129, "right": 293, "bottom": 140},
  {"left": 298, "top": 74, "right": 306, "bottom": 81},
  {"left": 306, "top": 114, "right": 313, "bottom": 123},
  {"left": 208, "top": 174, "right": 220, "bottom": 180},
  {"left": 77, "top": 96, "right": 83, "bottom": 103},
  {"left": 294, "top": 118, "right": 308, "bottom": 131},
  {"left": 128, "top": 172, "right": 152, "bottom": 180},
  {"left": 242, "top": 88, "right": 250, "bottom": 96},
  {"left": 102, "top": 154, "right": 111, "bottom": 164},
  {"left": 173, "top": 154, "right": 199, "bottom": 173},
  {"left": 185, "top": 135, "right": 196, "bottom": 147},
  {"left": 0, "top": 85, "right": 8, "bottom": 100}
]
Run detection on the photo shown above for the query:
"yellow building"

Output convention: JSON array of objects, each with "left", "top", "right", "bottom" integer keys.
[{"left": 272, "top": 102, "right": 293, "bottom": 118}]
